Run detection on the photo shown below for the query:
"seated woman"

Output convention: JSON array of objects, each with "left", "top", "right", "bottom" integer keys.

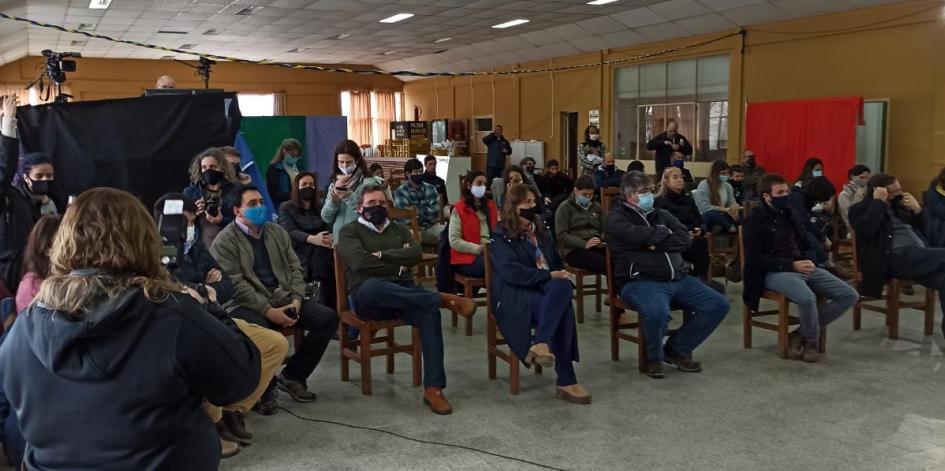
[
  {"left": 449, "top": 171, "right": 496, "bottom": 278},
  {"left": 279, "top": 171, "right": 336, "bottom": 308},
  {"left": 15, "top": 215, "right": 61, "bottom": 317},
  {"left": 655, "top": 167, "right": 709, "bottom": 280},
  {"left": 491, "top": 165, "right": 526, "bottom": 207},
  {"left": 694, "top": 160, "right": 741, "bottom": 234},
  {"left": 554, "top": 176, "right": 605, "bottom": 275},
  {"left": 488, "top": 183, "right": 590, "bottom": 405},
  {"left": 795, "top": 157, "right": 825, "bottom": 189}
]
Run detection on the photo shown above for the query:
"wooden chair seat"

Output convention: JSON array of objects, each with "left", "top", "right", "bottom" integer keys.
[
  {"left": 452, "top": 273, "right": 486, "bottom": 336},
  {"left": 281, "top": 325, "right": 304, "bottom": 354},
  {"left": 564, "top": 264, "right": 603, "bottom": 324},
  {"left": 333, "top": 250, "right": 422, "bottom": 395}
]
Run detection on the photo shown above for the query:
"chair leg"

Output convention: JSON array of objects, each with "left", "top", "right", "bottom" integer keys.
[
  {"left": 509, "top": 353, "right": 520, "bottom": 395},
  {"left": 852, "top": 300, "right": 862, "bottom": 330},
  {"left": 777, "top": 297, "right": 790, "bottom": 359},
  {"left": 575, "top": 276, "right": 585, "bottom": 324},
  {"left": 386, "top": 327, "right": 395, "bottom": 374},
  {"left": 340, "top": 321, "right": 350, "bottom": 382},
  {"left": 360, "top": 326, "right": 372, "bottom": 395},
  {"left": 742, "top": 305, "right": 752, "bottom": 349},
  {"left": 595, "top": 275, "right": 602, "bottom": 312},
  {"left": 452, "top": 312, "right": 458, "bottom": 328},
  {"left": 464, "top": 316, "right": 473, "bottom": 336},
  {"left": 411, "top": 327, "right": 422, "bottom": 387},
  {"left": 610, "top": 307, "right": 619, "bottom": 362},
  {"left": 924, "top": 288, "right": 936, "bottom": 336},
  {"left": 818, "top": 330, "right": 826, "bottom": 354},
  {"left": 293, "top": 331, "right": 303, "bottom": 354},
  {"left": 887, "top": 285, "right": 900, "bottom": 340},
  {"left": 637, "top": 324, "right": 647, "bottom": 374},
  {"left": 487, "top": 315, "right": 497, "bottom": 380}
]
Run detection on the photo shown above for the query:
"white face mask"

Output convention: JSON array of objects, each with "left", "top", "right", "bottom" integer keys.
[
  {"left": 339, "top": 165, "right": 355, "bottom": 175},
  {"left": 589, "top": 134, "right": 600, "bottom": 140},
  {"left": 186, "top": 225, "right": 196, "bottom": 243},
  {"left": 471, "top": 185, "right": 486, "bottom": 199}
]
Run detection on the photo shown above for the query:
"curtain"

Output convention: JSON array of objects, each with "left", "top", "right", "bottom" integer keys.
[
  {"left": 273, "top": 92, "right": 286, "bottom": 116},
  {"left": 372, "top": 91, "right": 396, "bottom": 149},
  {"left": 348, "top": 90, "right": 372, "bottom": 146},
  {"left": 745, "top": 97, "right": 863, "bottom": 190}
]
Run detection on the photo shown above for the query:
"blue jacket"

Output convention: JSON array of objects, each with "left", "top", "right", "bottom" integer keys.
[
  {"left": 266, "top": 162, "right": 293, "bottom": 208},
  {"left": 483, "top": 133, "right": 511, "bottom": 169},
  {"left": 488, "top": 225, "right": 577, "bottom": 366},
  {"left": 924, "top": 183, "right": 945, "bottom": 248}
]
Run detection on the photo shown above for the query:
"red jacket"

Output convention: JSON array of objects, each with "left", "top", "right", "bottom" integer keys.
[{"left": 450, "top": 199, "right": 497, "bottom": 265}]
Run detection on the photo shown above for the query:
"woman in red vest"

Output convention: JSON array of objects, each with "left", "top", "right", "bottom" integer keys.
[{"left": 448, "top": 170, "right": 497, "bottom": 278}]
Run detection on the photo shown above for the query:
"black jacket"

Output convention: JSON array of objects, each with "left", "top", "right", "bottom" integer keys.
[
  {"left": 0, "top": 135, "right": 34, "bottom": 290},
  {"left": 171, "top": 239, "right": 235, "bottom": 305},
  {"left": 655, "top": 190, "right": 702, "bottom": 230},
  {"left": 483, "top": 133, "right": 512, "bottom": 169},
  {"left": 645, "top": 132, "right": 693, "bottom": 174},
  {"left": 278, "top": 201, "right": 334, "bottom": 282},
  {"left": 743, "top": 203, "right": 817, "bottom": 311},
  {"left": 420, "top": 172, "right": 448, "bottom": 204},
  {"left": 604, "top": 203, "right": 691, "bottom": 291},
  {"left": 0, "top": 288, "right": 260, "bottom": 470},
  {"left": 924, "top": 183, "right": 945, "bottom": 248},
  {"left": 849, "top": 196, "right": 925, "bottom": 297}
]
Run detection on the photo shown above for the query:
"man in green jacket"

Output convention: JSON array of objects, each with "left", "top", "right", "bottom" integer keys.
[
  {"left": 211, "top": 186, "right": 337, "bottom": 409},
  {"left": 336, "top": 185, "right": 475, "bottom": 415},
  {"left": 554, "top": 176, "right": 606, "bottom": 274}
]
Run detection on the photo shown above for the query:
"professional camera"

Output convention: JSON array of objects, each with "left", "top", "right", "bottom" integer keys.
[
  {"left": 157, "top": 199, "right": 186, "bottom": 269},
  {"left": 204, "top": 194, "right": 222, "bottom": 218},
  {"left": 41, "top": 49, "right": 80, "bottom": 85}
]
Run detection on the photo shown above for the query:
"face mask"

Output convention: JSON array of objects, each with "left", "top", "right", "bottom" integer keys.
[
  {"left": 299, "top": 187, "right": 316, "bottom": 201},
  {"left": 518, "top": 206, "right": 538, "bottom": 221},
  {"left": 770, "top": 195, "right": 790, "bottom": 210},
  {"left": 471, "top": 185, "right": 486, "bottom": 199},
  {"left": 284, "top": 153, "right": 299, "bottom": 166},
  {"left": 636, "top": 192, "right": 655, "bottom": 213},
  {"left": 672, "top": 160, "right": 685, "bottom": 169},
  {"left": 604, "top": 165, "right": 615, "bottom": 173},
  {"left": 185, "top": 225, "right": 196, "bottom": 243},
  {"left": 524, "top": 166, "right": 535, "bottom": 174},
  {"left": 745, "top": 157, "right": 755, "bottom": 167},
  {"left": 242, "top": 205, "right": 269, "bottom": 226},
  {"left": 812, "top": 170, "right": 823, "bottom": 178},
  {"left": 339, "top": 165, "right": 355, "bottom": 175},
  {"left": 575, "top": 194, "right": 592, "bottom": 208},
  {"left": 589, "top": 134, "right": 600, "bottom": 141},
  {"left": 890, "top": 194, "right": 904, "bottom": 206},
  {"left": 202, "top": 169, "right": 225, "bottom": 186},
  {"left": 27, "top": 178, "right": 51, "bottom": 196},
  {"left": 719, "top": 175, "right": 730, "bottom": 183},
  {"left": 409, "top": 174, "right": 424, "bottom": 186},
  {"left": 853, "top": 178, "right": 867, "bottom": 188},
  {"left": 361, "top": 205, "right": 388, "bottom": 226}
]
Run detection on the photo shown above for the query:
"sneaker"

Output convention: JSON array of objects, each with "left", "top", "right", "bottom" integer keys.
[
  {"left": 663, "top": 350, "right": 703, "bottom": 373},
  {"left": 222, "top": 411, "right": 252, "bottom": 445},
  {"left": 645, "top": 361, "right": 665, "bottom": 379},
  {"left": 423, "top": 387, "right": 453, "bottom": 415},
  {"left": 277, "top": 374, "right": 317, "bottom": 403},
  {"left": 253, "top": 378, "right": 279, "bottom": 416}
]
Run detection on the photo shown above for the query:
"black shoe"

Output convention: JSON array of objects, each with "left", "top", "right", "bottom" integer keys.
[
  {"left": 253, "top": 379, "right": 279, "bottom": 416},
  {"left": 645, "top": 361, "right": 665, "bottom": 379},
  {"left": 216, "top": 420, "right": 242, "bottom": 447},
  {"left": 222, "top": 411, "right": 253, "bottom": 445},
  {"left": 663, "top": 349, "right": 703, "bottom": 372},
  {"left": 277, "top": 374, "right": 318, "bottom": 403}
]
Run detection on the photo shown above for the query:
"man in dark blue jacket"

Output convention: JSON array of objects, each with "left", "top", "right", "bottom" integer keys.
[
  {"left": 483, "top": 125, "right": 511, "bottom": 184},
  {"left": 605, "top": 171, "right": 729, "bottom": 379}
]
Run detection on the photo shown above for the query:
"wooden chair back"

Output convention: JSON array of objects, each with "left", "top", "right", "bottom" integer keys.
[
  {"left": 333, "top": 248, "right": 349, "bottom": 313},
  {"left": 388, "top": 206, "right": 422, "bottom": 243},
  {"left": 601, "top": 187, "right": 620, "bottom": 214}
]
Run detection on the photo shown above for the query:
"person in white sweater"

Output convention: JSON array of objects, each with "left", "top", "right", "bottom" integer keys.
[{"left": 693, "top": 160, "right": 741, "bottom": 234}]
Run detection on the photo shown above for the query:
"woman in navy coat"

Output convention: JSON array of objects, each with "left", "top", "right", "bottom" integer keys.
[{"left": 488, "top": 183, "right": 590, "bottom": 404}]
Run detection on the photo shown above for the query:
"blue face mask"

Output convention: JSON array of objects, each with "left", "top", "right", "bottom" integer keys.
[
  {"left": 575, "top": 194, "right": 592, "bottom": 208},
  {"left": 719, "top": 175, "right": 730, "bottom": 183},
  {"left": 812, "top": 170, "right": 823, "bottom": 178},
  {"left": 284, "top": 154, "right": 299, "bottom": 167},
  {"left": 636, "top": 192, "right": 655, "bottom": 213},
  {"left": 672, "top": 160, "right": 685, "bottom": 169},
  {"left": 243, "top": 205, "right": 269, "bottom": 226}
]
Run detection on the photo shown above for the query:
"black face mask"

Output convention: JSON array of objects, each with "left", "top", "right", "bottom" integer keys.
[
  {"left": 28, "top": 178, "right": 51, "bottom": 196},
  {"left": 232, "top": 162, "right": 243, "bottom": 175},
  {"left": 202, "top": 169, "right": 225, "bottom": 186},
  {"left": 890, "top": 195, "right": 904, "bottom": 206},
  {"left": 362, "top": 205, "right": 388, "bottom": 225},
  {"left": 525, "top": 166, "right": 535, "bottom": 174},
  {"left": 518, "top": 206, "right": 538, "bottom": 221},
  {"left": 770, "top": 195, "right": 790, "bottom": 211},
  {"left": 745, "top": 157, "right": 756, "bottom": 168},
  {"left": 299, "top": 187, "right": 317, "bottom": 201},
  {"left": 409, "top": 174, "right": 424, "bottom": 186}
]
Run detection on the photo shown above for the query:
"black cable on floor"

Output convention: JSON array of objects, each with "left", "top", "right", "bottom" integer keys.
[{"left": 277, "top": 406, "right": 569, "bottom": 471}]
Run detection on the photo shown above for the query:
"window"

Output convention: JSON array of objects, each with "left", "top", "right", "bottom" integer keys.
[
  {"left": 237, "top": 93, "right": 276, "bottom": 116},
  {"left": 341, "top": 90, "right": 403, "bottom": 146}
]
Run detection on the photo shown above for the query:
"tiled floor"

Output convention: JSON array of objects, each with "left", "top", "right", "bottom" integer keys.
[{"left": 222, "top": 283, "right": 945, "bottom": 471}]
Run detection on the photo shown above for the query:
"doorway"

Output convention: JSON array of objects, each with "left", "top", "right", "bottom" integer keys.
[
  {"left": 560, "top": 112, "right": 579, "bottom": 176},
  {"left": 856, "top": 100, "right": 888, "bottom": 172}
]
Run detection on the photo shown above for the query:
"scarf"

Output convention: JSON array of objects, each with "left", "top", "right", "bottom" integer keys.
[{"left": 524, "top": 226, "right": 549, "bottom": 270}]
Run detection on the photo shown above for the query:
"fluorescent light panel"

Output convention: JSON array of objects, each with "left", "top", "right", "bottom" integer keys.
[
  {"left": 434, "top": 37, "right": 452, "bottom": 43},
  {"left": 492, "top": 19, "right": 529, "bottom": 29},
  {"left": 587, "top": 0, "right": 618, "bottom": 5},
  {"left": 88, "top": 0, "right": 111, "bottom": 9},
  {"left": 380, "top": 13, "right": 414, "bottom": 23}
]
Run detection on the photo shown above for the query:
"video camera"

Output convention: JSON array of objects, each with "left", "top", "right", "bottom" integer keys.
[
  {"left": 157, "top": 199, "right": 186, "bottom": 269},
  {"left": 41, "top": 49, "right": 80, "bottom": 85}
]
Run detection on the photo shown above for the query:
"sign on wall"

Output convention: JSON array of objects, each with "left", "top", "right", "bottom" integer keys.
[{"left": 589, "top": 109, "right": 600, "bottom": 126}]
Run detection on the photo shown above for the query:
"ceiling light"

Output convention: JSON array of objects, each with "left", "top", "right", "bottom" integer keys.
[
  {"left": 586, "top": 0, "right": 618, "bottom": 4},
  {"left": 434, "top": 37, "right": 452, "bottom": 43},
  {"left": 379, "top": 13, "right": 414, "bottom": 23},
  {"left": 492, "top": 19, "right": 529, "bottom": 29},
  {"left": 383, "top": 51, "right": 397, "bottom": 55},
  {"left": 88, "top": 0, "right": 111, "bottom": 9}
]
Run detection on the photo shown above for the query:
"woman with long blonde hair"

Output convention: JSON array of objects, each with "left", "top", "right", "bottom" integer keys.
[{"left": 0, "top": 187, "right": 260, "bottom": 470}]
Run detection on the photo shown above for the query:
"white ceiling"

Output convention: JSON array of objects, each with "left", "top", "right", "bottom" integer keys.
[{"left": 0, "top": 0, "right": 912, "bottom": 77}]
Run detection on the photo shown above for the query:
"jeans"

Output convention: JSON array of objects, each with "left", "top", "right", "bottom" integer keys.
[
  {"left": 620, "top": 275, "right": 729, "bottom": 361},
  {"left": 764, "top": 268, "right": 859, "bottom": 342},
  {"left": 230, "top": 298, "right": 338, "bottom": 382},
  {"left": 420, "top": 223, "right": 445, "bottom": 245},
  {"left": 487, "top": 166, "right": 504, "bottom": 186},
  {"left": 529, "top": 278, "right": 579, "bottom": 386},
  {"left": 352, "top": 279, "right": 446, "bottom": 388},
  {"left": 565, "top": 248, "right": 606, "bottom": 275},
  {"left": 890, "top": 246, "right": 945, "bottom": 336},
  {"left": 702, "top": 210, "right": 737, "bottom": 234},
  {"left": 453, "top": 255, "right": 485, "bottom": 278}
]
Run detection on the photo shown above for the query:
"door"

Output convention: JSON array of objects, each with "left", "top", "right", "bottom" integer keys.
[
  {"left": 560, "top": 112, "right": 579, "bottom": 176},
  {"left": 856, "top": 100, "right": 888, "bottom": 172}
]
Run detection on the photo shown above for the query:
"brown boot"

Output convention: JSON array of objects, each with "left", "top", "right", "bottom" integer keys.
[
  {"left": 220, "top": 437, "right": 240, "bottom": 459},
  {"left": 441, "top": 293, "right": 476, "bottom": 318},
  {"left": 525, "top": 342, "right": 556, "bottom": 368},
  {"left": 555, "top": 384, "right": 592, "bottom": 404},
  {"left": 800, "top": 341, "right": 820, "bottom": 363},
  {"left": 423, "top": 387, "right": 453, "bottom": 415}
]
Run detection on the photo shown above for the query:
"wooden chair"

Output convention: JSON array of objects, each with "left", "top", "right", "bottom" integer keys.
[
  {"left": 600, "top": 187, "right": 620, "bottom": 215},
  {"left": 387, "top": 206, "right": 438, "bottom": 286},
  {"left": 850, "top": 233, "right": 935, "bottom": 340},
  {"left": 452, "top": 272, "right": 485, "bottom": 336},
  {"left": 333, "top": 250, "right": 422, "bottom": 395},
  {"left": 603, "top": 246, "right": 650, "bottom": 372},
  {"left": 483, "top": 244, "right": 542, "bottom": 394},
  {"left": 281, "top": 326, "right": 304, "bottom": 354},
  {"left": 565, "top": 266, "right": 602, "bottom": 324},
  {"left": 738, "top": 226, "right": 826, "bottom": 358}
]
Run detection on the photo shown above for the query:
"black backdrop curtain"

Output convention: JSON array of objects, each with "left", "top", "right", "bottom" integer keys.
[{"left": 15, "top": 93, "right": 236, "bottom": 208}]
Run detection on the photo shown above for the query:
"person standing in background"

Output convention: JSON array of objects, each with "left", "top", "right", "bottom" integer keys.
[
  {"left": 420, "top": 155, "right": 448, "bottom": 205},
  {"left": 578, "top": 125, "right": 606, "bottom": 176},
  {"left": 222, "top": 146, "right": 253, "bottom": 186},
  {"left": 646, "top": 120, "right": 692, "bottom": 178},
  {"left": 483, "top": 125, "right": 512, "bottom": 184},
  {"left": 267, "top": 138, "right": 303, "bottom": 208},
  {"left": 155, "top": 75, "right": 176, "bottom": 89}
]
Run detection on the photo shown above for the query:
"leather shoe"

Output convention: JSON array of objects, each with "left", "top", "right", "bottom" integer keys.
[
  {"left": 220, "top": 437, "right": 240, "bottom": 459},
  {"left": 423, "top": 387, "right": 453, "bottom": 415},
  {"left": 645, "top": 361, "right": 665, "bottom": 379},
  {"left": 555, "top": 384, "right": 591, "bottom": 404},
  {"left": 441, "top": 293, "right": 476, "bottom": 318},
  {"left": 525, "top": 342, "right": 555, "bottom": 368}
]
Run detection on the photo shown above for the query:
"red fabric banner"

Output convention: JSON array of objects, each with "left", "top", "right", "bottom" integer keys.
[{"left": 745, "top": 97, "right": 864, "bottom": 191}]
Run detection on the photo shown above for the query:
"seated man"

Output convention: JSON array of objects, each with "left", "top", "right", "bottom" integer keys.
[
  {"left": 420, "top": 155, "right": 448, "bottom": 204},
  {"left": 850, "top": 173, "right": 945, "bottom": 338},
  {"left": 337, "top": 186, "right": 476, "bottom": 415},
  {"left": 211, "top": 186, "right": 337, "bottom": 406},
  {"left": 605, "top": 171, "right": 729, "bottom": 379},
  {"left": 839, "top": 164, "right": 870, "bottom": 233},
  {"left": 744, "top": 175, "right": 859, "bottom": 362},
  {"left": 729, "top": 165, "right": 746, "bottom": 205},
  {"left": 555, "top": 176, "right": 605, "bottom": 274},
  {"left": 393, "top": 159, "right": 445, "bottom": 245},
  {"left": 592, "top": 153, "right": 624, "bottom": 189}
]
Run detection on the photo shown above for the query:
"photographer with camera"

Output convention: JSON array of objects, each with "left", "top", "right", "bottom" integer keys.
[
  {"left": 211, "top": 186, "right": 337, "bottom": 406},
  {"left": 183, "top": 147, "right": 239, "bottom": 246}
]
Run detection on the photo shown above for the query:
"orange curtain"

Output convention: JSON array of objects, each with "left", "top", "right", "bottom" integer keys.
[
  {"left": 348, "top": 90, "right": 372, "bottom": 146},
  {"left": 372, "top": 91, "right": 396, "bottom": 148}
]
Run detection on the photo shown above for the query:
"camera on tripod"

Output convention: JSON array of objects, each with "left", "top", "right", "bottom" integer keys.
[{"left": 42, "top": 49, "right": 80, "bottom": 84}]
